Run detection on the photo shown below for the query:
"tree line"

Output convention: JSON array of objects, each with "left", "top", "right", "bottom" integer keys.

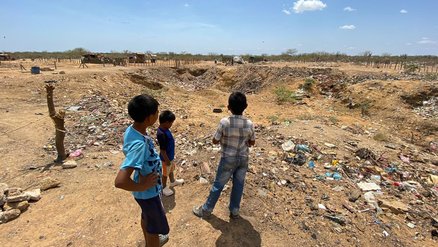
[{"left": 4, "top": 48, "right": 438, "bottom": 66}]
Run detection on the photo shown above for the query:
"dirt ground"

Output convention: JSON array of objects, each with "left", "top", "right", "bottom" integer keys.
[{"left": 0, "top": 60, "right": 437, "bottom": 247}]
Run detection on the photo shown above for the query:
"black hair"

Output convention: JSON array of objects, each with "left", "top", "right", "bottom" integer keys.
[
  {"left": 159, "top": 110, "right": 176, "bottom": 124},
  {"left": 127, "top": 94, "right": 159, "bottom": 122},
  {"left": 228, "top": 91, "right": 247, "bottom": 115}
]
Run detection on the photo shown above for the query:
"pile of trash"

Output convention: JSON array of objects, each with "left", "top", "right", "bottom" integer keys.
[
  {"left": 44, "top": 91, "right": 130, "bottom": 156},
  {"left": 412, "top": 96, "right": 438, "bottom": 118}
]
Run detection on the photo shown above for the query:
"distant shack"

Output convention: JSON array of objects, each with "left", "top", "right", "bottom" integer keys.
[
  {"left": 81, "top": 53, "right": 112, "bottom": 64},
  {"left": 0, "top": 53, "right": 12, "bottom": 61}
]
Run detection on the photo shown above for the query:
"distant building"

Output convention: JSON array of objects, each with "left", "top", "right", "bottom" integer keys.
[
  {"left": 81, "top": 53, "right": 112, "bottom": 64},
  {"left": 0, "top": 53, "right": 11, "bottom": 61}
]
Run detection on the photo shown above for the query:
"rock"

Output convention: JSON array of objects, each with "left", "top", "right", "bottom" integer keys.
[
  {"left": 257, "top": 188, "right": 268, "bottom": 198},
  {"left": 200, "top": 162, "right": 211, "bottom": 175},
  {"left": 5, "top": 201, "right": 29, "bottom": 212},
  {"left": 62, "top": 160, "right": 77, "bottom": 169},
  {"left": 199, "top": 177, "right": 208, "bottom": 184},
  {"left": 357, "top": 182, "right": 381, "bottom": 191},
  {"left": 6, "top": 194, "right": 30, "bottom": 203},
  {"left": 24, "top": 189, "right": 41, "bottom": 201},
  {"left": 0, "top": 209, "right": 21, "bottom": 224},
  {"left": 378, "top": 199, "right": 410, "bottom": 214},
  {"left": 212, "top": 108, "right": 223, "bottom": 113},
  {"left": 324, "top": 143, "right": 336, "bottom": 148},
  {"left": 324, "top": 214, "right": 346, "bottom": 226},
  {"left": 427, "top": 174, "right": 438, "bottom": 185},
  {"left": 348, "top": 191, "right": 362, "bottom": 202},
  {"left": 0, "top": 188, "right": 5, "bottom": 206},
  {"left": 39, "top": 177, "right": 61, "bottom": 191},
  {"left": 406, "top": 222, "right": 416, "bottom": 229},
  {"left": 5, "top": 187, "right": 23, "bottom": 197},
  {"left": 0, "top": 183, "right": 8, "bottom": 192}
]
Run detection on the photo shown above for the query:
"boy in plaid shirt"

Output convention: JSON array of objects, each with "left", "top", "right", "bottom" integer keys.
[{"left": 193, "top": 92, "right": 255, "bottom": 219}]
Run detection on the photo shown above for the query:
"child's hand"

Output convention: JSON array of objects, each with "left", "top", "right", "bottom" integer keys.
[{"left": 139, "top": 173, "right": 158, "bottom": 190}]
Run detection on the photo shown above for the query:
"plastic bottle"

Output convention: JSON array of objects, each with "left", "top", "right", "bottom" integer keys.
[{"left": 308, "top": 160, "right": 315, "bottom": 169}]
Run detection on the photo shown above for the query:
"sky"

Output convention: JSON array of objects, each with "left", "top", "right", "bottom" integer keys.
[{"left": 1, "top": 0, "right": 437, "bottom": 55}]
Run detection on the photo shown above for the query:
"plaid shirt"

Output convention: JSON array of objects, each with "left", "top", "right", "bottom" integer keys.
[{"left": 213, "top": 115, "right": 255, "bottom": 157}]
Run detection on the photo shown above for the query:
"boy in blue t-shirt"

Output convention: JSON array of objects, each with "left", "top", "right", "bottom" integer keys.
[
  {"left": 157, "top": 110, "right": 184, "bottom": 197},
  {"left": 115, "top": 94, "right": 169, "bottom": 247}
]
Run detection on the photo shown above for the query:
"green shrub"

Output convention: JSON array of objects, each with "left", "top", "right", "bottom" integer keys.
[
  {"left": 302, "top": 78, "right": 315, "bottom": 91},
  {"left": 274, "top": 86, "right": 297, "bottom": 104}
]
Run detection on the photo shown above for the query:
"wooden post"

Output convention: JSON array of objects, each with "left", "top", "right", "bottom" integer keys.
[
  {"left": 54, "top": 61, "right": 57, "bottom": 70},
  {"left": 45, "top": 81, "right": 67, "bottom": 163}
]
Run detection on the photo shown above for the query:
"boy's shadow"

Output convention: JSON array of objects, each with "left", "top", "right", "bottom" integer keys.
[
  {"left": 205, "top": 214, "right": 261, "bottom": 247},
  {"left": 161, "top": 194, "right": 176, "bottom": 213}
]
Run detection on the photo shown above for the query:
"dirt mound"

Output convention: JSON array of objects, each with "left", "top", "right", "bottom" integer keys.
[{"left": 127, "top": 72, "right": 164, "bottom": 90}]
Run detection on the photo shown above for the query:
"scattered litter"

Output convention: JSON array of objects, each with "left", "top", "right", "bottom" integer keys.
[{"left": 357, "top": 182, "right": 381, "bottom": 191}]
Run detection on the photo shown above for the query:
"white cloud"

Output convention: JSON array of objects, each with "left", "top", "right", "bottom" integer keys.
[
  {"left": 339, "top": 25, "right": 356, "bottom": 30},
  {"left": 282, "top": 9, "right": 291, "bottom": 15},
  {"left": 347, "top": 46, "right": 356, "bottom": 50},
  {"left": 344, "top": 6, "right": 356, "bottom": 12},
  {"left": 293, "top": 0, "right": 327, "bottom": 13},
  {"left": 400, "top": 9, "right": 408, "bottom": 14},
  {"left": 184, "top": 3, "right": 189, "bottom": 7},
  {"left": 417, "top": 37, "right": 436, "bottom": 44}
]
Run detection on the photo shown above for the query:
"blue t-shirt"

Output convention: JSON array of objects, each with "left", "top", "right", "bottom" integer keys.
[
  {"left": 157, "top": 127, "right": 175, "bottom": 161},
  {"left": 120, "top": 125, "right": 162, "bottom": 199}
]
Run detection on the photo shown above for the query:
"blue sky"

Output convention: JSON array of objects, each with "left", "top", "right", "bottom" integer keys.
[{"left": 1, "top": 0, "right": 437, "bottom": 55}]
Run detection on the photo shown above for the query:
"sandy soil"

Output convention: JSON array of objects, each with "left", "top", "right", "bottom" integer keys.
[{"left": 0, "top": 60, "right": 437, "bottom": 247}]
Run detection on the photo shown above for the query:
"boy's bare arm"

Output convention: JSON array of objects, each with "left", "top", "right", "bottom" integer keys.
[
  {"left": 114, "top": 167, "right": 158, "bottom": 191},
  {"left": 160, "top": 149, "right": 171, "bottom": 164}
]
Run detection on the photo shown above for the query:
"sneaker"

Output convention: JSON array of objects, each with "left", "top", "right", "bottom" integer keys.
[
  {"left": 192, "top": 205, "right": 211, "bottom": 218},
  {"left": 159, "top": 234, "right": 169, "bottom": 246},
  {"left": 162, "top": 187, "right": 174, "bottom": 196},
  {"left": 229, "top": 212, "right": 240, "bottom": 220},
  {"left": 170, "top": 179, "right": 184, "bottom": 187}
]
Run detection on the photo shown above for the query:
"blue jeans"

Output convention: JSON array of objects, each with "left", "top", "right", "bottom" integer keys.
[{"left": 202, "top": 156, "right": 248, "bottom": 214}]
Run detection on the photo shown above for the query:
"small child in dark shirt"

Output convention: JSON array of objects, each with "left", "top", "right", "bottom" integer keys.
[{"left": 157, "top": 110, "right": 184, "bottom": 196}]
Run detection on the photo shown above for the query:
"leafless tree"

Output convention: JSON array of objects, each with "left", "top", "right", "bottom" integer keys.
[{"left": 45, "top": 81, "right": 67, "bottom": 163}]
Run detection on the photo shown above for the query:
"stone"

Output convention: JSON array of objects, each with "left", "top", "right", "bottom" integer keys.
[
  {"left": 0, "top": 209, "right": 21, "bottom": 224},
  {"left": 427, "top": 174, "right": 438, "bottom": 185},
  {"left": 5, "top": 201, "right": 29, "bottom": 212},
  {"left": 39, "top": 177, "right": 61, "bottom": 191},
  {"left": 348, "top": 190, "right": 362, "bottom": 202},
  {"left": 200, "top": 162, "right": 211, "bottom": 175},
  {"left": 0, "top": 183, "right": 8, "bottom": 192},
  {"left": 62, "top": 160, "right": 77, "bottom": 169},
  {"left": 6, "top": 194, "right": 30, "bottom": 203},
  {"left": 378, "top": 199, "right": 410, "bottom": 214},
  {"left": 324, "top": 143, "right": 336, "bottom": 148},
  {"left": 24, "top": 189, "right": 41, "bottom": 201},
  {"left": 324, "top": 214, "right": 346, "bottom": 226},
  {"left": 199, "top": 177, "right": 208, "bottom": 184},
  {"left": 5, "top": 187, "right": 23, "bottom": 197},
  {"left": 0, "top": 188, "right": 5, "bottom": 206}
]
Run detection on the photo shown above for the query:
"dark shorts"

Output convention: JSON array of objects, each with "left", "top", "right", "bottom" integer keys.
[{"left": 135, "top": 195, "right": 170, "bottom": 235}]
